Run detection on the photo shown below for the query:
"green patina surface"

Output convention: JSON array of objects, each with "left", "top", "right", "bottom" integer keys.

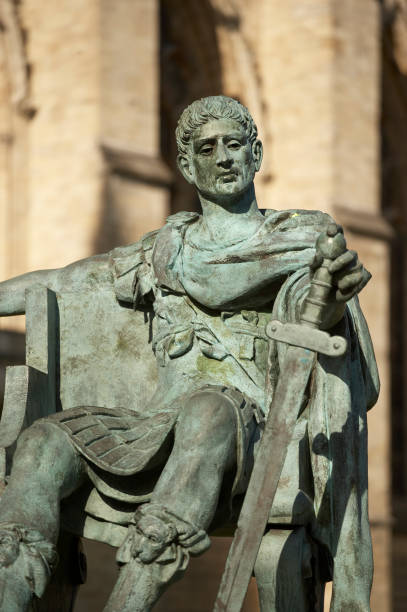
[{"left": 0, "top": 96, "right": 379, "bottom": 612}]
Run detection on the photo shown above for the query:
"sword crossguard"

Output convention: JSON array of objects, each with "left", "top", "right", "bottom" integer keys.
[
  {"left": 266, "top": 320, "right": 347, "bottom": 357},
  {"left": 300, "top": 223, "right": 347, "bottom": 329}
]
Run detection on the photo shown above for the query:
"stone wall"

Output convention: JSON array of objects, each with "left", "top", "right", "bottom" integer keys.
[{"left": 0, "top": 1, "right": 401, "bottom": 609}]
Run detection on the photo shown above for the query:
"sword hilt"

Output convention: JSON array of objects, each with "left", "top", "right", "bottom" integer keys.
[{"left": 300, "top": 223, "right": 347, "bottom": 329}]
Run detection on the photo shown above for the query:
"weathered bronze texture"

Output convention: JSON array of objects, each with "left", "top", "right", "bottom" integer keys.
[
  {"left": 0, "top": 96, "right": 378, "bottom": 611},
  {"left": 214, "top": 225, "right": 347, "bottom": 610}
]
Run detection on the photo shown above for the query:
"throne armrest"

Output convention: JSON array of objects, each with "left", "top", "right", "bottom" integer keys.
[{"left": 0, "top": 286, "right": 58, "bottom": 479}]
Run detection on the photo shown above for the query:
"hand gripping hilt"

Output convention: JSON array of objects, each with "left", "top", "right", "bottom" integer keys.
[
  {"left": 300, "top": 223, "right": 347, "bottom": 329},
  {"left": 266, "top": 223, "right": 348, "bottom": 357}
]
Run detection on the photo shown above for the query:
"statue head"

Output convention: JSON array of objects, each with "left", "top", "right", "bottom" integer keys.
[
  {"left": 176, "top": 96, "right": 263, "bottom": 202},
  {"left": 176, "top": 96, "right": 258, "bottom": 157}
]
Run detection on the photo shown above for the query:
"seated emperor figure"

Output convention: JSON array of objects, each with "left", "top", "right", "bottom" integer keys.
[{"left": 0, "top": 96, "right": 378, "bottom": 611}]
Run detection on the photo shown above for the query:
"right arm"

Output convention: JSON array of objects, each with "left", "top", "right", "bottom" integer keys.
[
  {"left": 0, "top": 269, "right": 61, "bottom": 316},
  {"left": 0, "top": 252, "right": 113, "bottom": 316}
]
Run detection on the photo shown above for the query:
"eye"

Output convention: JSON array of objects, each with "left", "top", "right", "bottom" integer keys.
[
  {"left": 227, "top": 140, "right": 241, "bottom": 150},
  {"left": 199, "top": 145, "right": 213, "bottom": 155}
]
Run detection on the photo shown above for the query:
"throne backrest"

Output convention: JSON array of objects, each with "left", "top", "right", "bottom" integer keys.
[
  {"left": 0, "top": 282, "right": 158, "bottom": 480},
  {"left": 57, "top": 287, "right": 157, "bottom": 412}
]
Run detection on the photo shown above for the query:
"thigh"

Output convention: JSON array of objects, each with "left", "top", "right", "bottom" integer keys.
[
  {"left": 174, "top": 385, "right": 258, "bottom": 478},
  {"left": 12, "top": 421, "right": 86, "bottom": 496}
]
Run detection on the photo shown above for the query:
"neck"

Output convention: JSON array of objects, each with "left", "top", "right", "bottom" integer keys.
[{"left": 197, "top": 184, "right": 263, "bottom": 243}]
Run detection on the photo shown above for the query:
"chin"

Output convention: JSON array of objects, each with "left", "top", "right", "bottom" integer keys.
[
  {"left": 216, "top": 179, "right": 247, "bottom": 196},
  {"left": 199, "top": 178, "right": 252, "bottom": 202},
  {"left": 220, "top": 184, "right": 242, "bottom": 196}
]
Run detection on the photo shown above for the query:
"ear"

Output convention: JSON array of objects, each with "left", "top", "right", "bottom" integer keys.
[
  {"left": 177, "top": 155, "right": 195, "bottom": 184},
  {"left": 252, "top": 140, "right": 263, "bottom": 172}
]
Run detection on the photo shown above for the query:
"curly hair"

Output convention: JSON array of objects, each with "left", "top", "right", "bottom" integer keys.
[{"left": 175, "top": 96, "right": 258, "bottom": 157}]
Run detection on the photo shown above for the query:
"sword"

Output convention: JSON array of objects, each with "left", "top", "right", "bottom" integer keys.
[{"left": 213, "top": 224, "right": 348, "bottom": 612}]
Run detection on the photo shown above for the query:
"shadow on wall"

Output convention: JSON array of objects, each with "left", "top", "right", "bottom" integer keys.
[
  {"left": 92, "top": 171, "right": 129, "bottom": 255},
  {"left": 381, "top": 4, "right": 407, "bottom": 611},
  {"left": 160, "top": 0, "right": 224, "bottom": 216}
]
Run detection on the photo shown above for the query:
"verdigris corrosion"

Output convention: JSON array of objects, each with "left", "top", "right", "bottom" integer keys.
[{"left": 0, "top": 96, "right": 378, "bottom": 611}]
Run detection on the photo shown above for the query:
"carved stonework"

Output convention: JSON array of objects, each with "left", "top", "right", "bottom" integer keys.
[{"left": 0, "top": 0, "right": 34, "bottom": 117}]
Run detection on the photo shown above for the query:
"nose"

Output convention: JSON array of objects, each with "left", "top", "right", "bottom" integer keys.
[{"left": 216, "top": 142, "right": 232, "bottom": 167}]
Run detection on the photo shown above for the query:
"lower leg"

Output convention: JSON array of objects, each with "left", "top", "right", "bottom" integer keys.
[
  {"left": 151, "top": 391, "right": 237, "bottom": 528},
  {"left": 105, "top": 391, "right": 238, "bottom": 612},
  {"left": 0, "top": 422, "right": 86, "bottom": 610},
  {"left": 0, "top": 422, "right": 85, "bottom": 543}
]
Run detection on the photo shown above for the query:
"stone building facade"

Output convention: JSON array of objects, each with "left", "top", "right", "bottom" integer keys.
[{"left": 0, "top": 0, "right": 405, "bottom": 610}]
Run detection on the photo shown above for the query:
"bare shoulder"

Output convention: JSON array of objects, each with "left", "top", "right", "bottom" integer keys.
[{"left": 58, "top": 229, "right": 160, "bottom": 293}]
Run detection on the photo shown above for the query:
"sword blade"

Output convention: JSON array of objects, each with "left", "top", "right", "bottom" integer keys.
[{"left": 214, "top": 345, "right": 315, "bottom": 612}]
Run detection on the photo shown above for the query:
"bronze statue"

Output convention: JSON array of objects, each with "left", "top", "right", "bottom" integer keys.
[{"left": 0, "top": 96, "right": 378, "bottom": 611}]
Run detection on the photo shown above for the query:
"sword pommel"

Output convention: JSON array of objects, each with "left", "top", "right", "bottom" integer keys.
[{"left": 317, "top": 223, "right": 347, "bottom": 259}]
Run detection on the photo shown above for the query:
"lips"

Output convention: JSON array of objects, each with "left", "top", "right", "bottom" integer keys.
[{"left": 219, "top": 172, "right": 237, "bottom": 180}]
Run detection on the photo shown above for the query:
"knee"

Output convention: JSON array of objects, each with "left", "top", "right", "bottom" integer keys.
[
  {"left": 16, "top": 421, "right": 71, "bottom": 459},
  {"left": 12, "top": 422, "right": 84, "bottom": 494},
  {"left": 177, "top": 391, "right": 236, "bottom": 444}
]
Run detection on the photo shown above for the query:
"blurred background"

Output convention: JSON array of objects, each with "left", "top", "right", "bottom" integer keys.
[{"left": 0, "top": 0, "right": 405, "bottom": 609}]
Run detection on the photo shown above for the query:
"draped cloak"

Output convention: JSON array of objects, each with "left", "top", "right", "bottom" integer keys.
[{"left": 53, "top": 208, "right": 379, "bottom": 610}]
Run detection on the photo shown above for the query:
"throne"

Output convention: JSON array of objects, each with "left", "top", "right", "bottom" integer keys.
[{"left": 0, "top": 277, "right": 325, "bottom": 610}]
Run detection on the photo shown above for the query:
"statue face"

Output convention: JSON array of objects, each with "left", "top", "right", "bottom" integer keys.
[{"left": 178, "top": 118, "right": 262, "bottom": 201}]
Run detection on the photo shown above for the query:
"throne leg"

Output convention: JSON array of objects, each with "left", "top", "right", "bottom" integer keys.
[{"left": 254, "top": 527, "right": 325, "bottom": 612}]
